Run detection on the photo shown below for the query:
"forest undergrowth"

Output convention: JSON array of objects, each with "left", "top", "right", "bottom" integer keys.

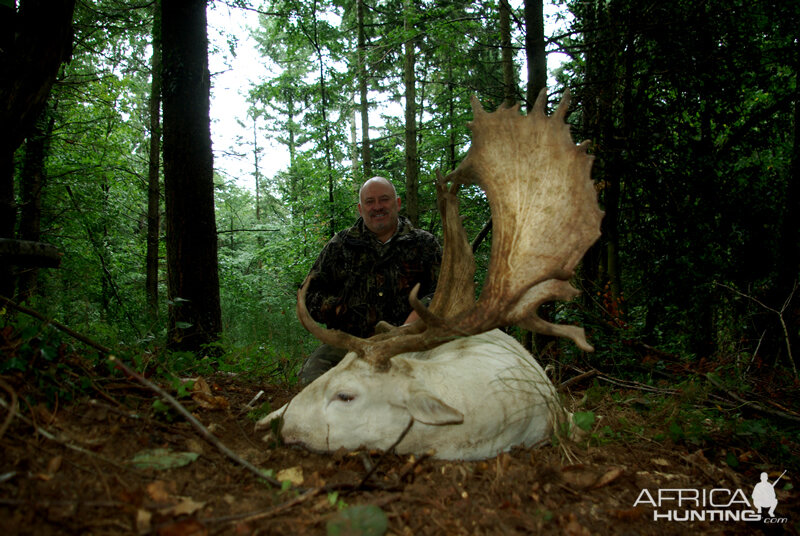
[{"left": 1, "top": 300, "right": 799, "bottom": 534}]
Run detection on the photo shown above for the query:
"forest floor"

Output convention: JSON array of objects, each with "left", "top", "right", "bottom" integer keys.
[{"left": 2, "top": 367, "right": 800, "bottom": 536}]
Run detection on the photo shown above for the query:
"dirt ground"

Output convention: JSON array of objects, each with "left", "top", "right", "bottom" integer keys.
[{"left": 1, "top": 373, "right": 798, "bottom": 536}]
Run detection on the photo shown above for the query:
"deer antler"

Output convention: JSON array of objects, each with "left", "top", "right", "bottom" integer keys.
[{"left": 297, "top": 89, "right": 603, "bottom": 371}]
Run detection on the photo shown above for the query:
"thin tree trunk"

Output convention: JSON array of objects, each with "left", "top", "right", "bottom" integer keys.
[
  {"left": 357, "top": 0, "right": 372, "bottom": 177},
  {"left": 146, "top": 0, "right": 162, "bottom": 322},
  {"left": 403, "top": 0, "right": 419, "bottom": 225},
  {"left": 161, "top": 0, "right": 222, "bottom": 353},
  {"left": 253, "top": 115, "right": 261, "bottom": 221},
  {"left": 17, "top": 110, "right": 52, "bottom": 302},
  {"left": 524, "top": 0, "right": 546, "bottom": 110},
  {"left": 499, "top": 0, "right": 515, "bottom": 106},
  {"left": 774, "top": 36, "right": 800, "bottom": 358}
]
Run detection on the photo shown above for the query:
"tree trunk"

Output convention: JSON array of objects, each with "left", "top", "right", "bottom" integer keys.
[
  {"left": 499, "top": 0, "right": 515, "bottom": 106},
  {"left": 357, "top": 0, "right": 372, "bottom": 178},
  {"left": 0, "top": 0, "right": 74, "bottom": 298},
  {"left": 146, "top": 0, "right": 162, "bottom": 322},
  {"left": 161, "top": 0, "right": 222, "bottom": 353},
  {"left": 524, "top": 0, "right": 546, "bottom": 110},
  {"left": 769, "top": 34, "right": 800, "bottom": 365},
  {"left": 252, "top": 115, "right": 261, "bottom": 222},
  {"left": 17, "top": 109, "right": 52, "bottom": 302},
  {"left": 403, "top": 0, "right": 419, "bottom": 225}
]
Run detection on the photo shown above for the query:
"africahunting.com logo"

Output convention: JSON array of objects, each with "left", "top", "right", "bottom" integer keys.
[{"left": 633, "top": 471, "right": 788, "bottom": 524}]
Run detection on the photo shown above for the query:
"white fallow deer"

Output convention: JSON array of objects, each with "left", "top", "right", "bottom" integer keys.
[{"left": 256, "top": 89, "right": 603, "bottom": 461}]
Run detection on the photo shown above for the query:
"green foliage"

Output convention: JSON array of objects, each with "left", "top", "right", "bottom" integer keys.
[
  {"left": 572, "top": 411, "right": 596, "bottom": 432},
  {"left": 8, "top": 0, "right": 799, "bottom": 400},
  {"left": 326, "top": 504, "right": 388, "bottom": 536},
  {"left": 0, "top": 314, "right": 106, "bottom": 407}
]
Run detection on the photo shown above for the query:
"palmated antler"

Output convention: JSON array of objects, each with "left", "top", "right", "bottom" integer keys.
[{"left": 297, "top": 89, "right": 603, "bottom": 371}]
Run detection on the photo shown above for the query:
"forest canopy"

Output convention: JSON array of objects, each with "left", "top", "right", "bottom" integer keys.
[{"left": 1, "top": 0, "right": 798, "bottom": 390}]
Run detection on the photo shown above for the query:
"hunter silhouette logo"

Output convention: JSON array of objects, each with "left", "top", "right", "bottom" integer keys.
[
  {"left": 752, "top": 471, "right": 785, "bottom": 518},
  {"left": 633, "top": 470, "right": 789, "bottom": 524}
]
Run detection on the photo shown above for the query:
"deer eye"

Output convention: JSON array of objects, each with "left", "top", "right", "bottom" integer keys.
[{"left": 335, "top": 392, "right": 356, "bottom": 402}]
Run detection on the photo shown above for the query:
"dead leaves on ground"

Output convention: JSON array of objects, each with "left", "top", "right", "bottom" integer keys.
[
  {"left": 191, "top": 377, "right": 229, "bottom": 411},
  {"left": 134, "top": 480, "right": 207, "bottom": 535}
]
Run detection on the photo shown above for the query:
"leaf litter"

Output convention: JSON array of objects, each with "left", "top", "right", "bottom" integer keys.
[{"left": 0, "top": 373, "right": 798, "bottom": 535}]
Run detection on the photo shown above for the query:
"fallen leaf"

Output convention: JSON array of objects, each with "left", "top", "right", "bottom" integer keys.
[
  {"left": 46, "top": 455, "right": 63, "bottom": 475},
  {"left": 193, "top": 377, "right": 212, "bottom": 396},
  {"left": 147, "top": 480, "right": 175, "bottom": 502},
  {"left": 192, "top": 391, "right": 230, "bottom": 410},
  {"left": 161, "top": 496, "right": 206, "bottom": 516},
  {"left": 651, "top": 458, "right": 670, "bottom": 467},
  {"left": 156, "top": 517, "right": 207, "bottom": 536},
  {"left": 131, "top": 448, "right": 200, "bottom": 470},
  {"left": 137, "top": 509, "right": 152, "bottom": 534},
  {"left": 561, "top": 513, "right": 590, "bottom": 536},
  {"left": 326, "top": 504, "right": 388, "bottom": 536},
  {"left": 561, "top": 466, "right": 599, "bottom": 489},
  {"left": 277, "top": 466, "right": 304, "bottom": 486},
  {"left": 191, "top": 378, "right": 229, "bottom": 410},
  {"left": 590, "top": 467, "right": 624, "bottom": 489},
  {"left": 611, "top": 507, "right": 645, "bottom": 521}
]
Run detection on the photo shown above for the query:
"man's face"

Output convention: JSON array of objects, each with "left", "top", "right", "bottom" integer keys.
[{"left": 358, "top": 179, "right": 401, "bottom": 242}]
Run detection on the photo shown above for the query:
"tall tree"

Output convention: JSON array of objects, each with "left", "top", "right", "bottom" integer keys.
[
  {"left": 0, "top": 0, "right": 74, "bottom": 299},
  {"left": 146, "top": 0, "right": 162, "bottom": 322},
  {"left": 357, "top": 0, "right": 373, "bottom": 177},
  {"left": 403, "top": 0, "right": 419, "bottom": 225},
  {"left": 161, "top": 0, "right": 221, "bottom": 352},
  {"left": 524, "top": 0, "right": 546, "bottom": 109},
  {"left": 499, "top": 0, "right": 515, "bottom": 106}
]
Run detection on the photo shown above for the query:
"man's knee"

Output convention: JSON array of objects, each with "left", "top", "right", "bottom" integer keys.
[{"left": 299, "top": 344, "right": 348, "bottom": 385}]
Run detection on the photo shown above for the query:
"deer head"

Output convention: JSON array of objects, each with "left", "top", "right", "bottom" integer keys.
[{"left": 297, "top": 89, "right": 603, "bottom": 371}]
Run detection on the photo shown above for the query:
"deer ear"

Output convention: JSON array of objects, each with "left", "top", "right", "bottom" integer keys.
[{"left": 406, "top": 389, "right": 464, "bottom": 425}]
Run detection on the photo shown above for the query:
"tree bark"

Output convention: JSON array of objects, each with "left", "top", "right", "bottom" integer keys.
[
  {"left": 524, "top": 0, "right": 546, "bottom": 110},
  {"left": 499, "top": 0, "right": 515, "bottom": 106},
  {"left": 403, "top": 0, "right": 419, "bottom": 225},
  {"left": 161, "top": 0, "right": 222, "bottom": 353},
  {"left": 17, "top": 109, "right": 53, "bottom": 301},
  {"left": 146, "top": 0, "right": 162, "bottom": 322},
  {"left": 0, "top": 0, "right": 74, "bottom": 298},
  {"left": 357, "top": 0, "right": 372, "bottom": 178}
]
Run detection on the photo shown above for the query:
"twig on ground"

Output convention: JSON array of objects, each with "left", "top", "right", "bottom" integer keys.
[
  {"left": 703, "top": 373, "right": 800, "bottom": 424},
  {"left": 0, "top": 395, "right": 130, "bottom": 471},
  {"left": 205, "top": 486, "right": 324, "bottom": 528},
  {"left": 107, "top": 356, "right": 286, "bottom": 489},
  {"left": 397, "top": 451, "right": 432, "bottom": 482},
  {"left": 559, "top": 369, "right": 598, "bottom": 391},
  {"left": 0, "top": 377, "right": 18, "bottom": 440},
  {"left": 358, "top": 417, "right": 415, "bottom": 488}
]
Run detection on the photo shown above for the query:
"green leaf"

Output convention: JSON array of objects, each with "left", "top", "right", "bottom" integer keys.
[
  {"left": 152, "top": 399, "right": 170, "bottom": 413},
  {"left": 130, "top": 448, "right": 199, "bottom": 470},
  {"left": 326, "top": 504, "right": 388, "bottom": 536},
  {"left": 572, "top": 411, "right": 596, "bottom": 432}
]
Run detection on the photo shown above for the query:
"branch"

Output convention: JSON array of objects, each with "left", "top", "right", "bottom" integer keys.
[
  {"left": 0, "top": 377, "right": 18, "bottom": 440},
  {"left": 106, "top": 355, "right": 286, "bottom": 489},
  {"left": 704, "top": 373, "right": 800, "bottom": 424},
  {"left": 0, "top": 295, "right": 112, "bottom": 355},
  {"left": 217, "top": 228, "right": 279, "bottom": 234},
  {"left": 715, "top": 282, "right": 797, "bottom": 377},
  {"left": 0, "top": 239, "right": 61, "bottom": 268}
]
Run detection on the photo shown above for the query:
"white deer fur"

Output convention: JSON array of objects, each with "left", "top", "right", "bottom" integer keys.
[{"left": 256, "top": 329, "right": 567, "bottom": 461}]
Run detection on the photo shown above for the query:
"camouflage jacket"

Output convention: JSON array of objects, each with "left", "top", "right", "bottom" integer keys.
[{"left": 305, "top": 216, "right": 442, "bottom": 338}]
